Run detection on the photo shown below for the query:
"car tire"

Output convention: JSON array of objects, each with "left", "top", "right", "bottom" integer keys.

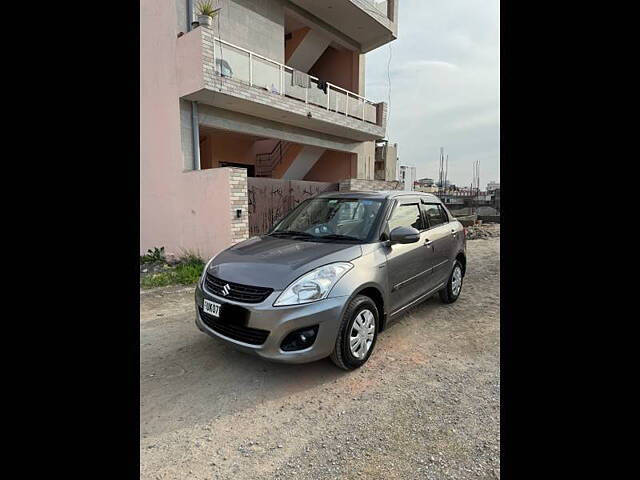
[
  {"left": 439, "top": 260, "right": 464, "bottom": 304},
  {"left": 330, "top": 295, "right": 379, "bottom": 370}
]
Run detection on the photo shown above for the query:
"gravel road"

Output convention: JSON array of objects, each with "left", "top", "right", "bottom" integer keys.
[{"left": 140, "top": 235, "right": 500, "bottom": 480}]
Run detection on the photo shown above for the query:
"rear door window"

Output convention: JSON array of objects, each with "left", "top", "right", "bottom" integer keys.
[
  {"left": 422, "top": 203, "right": 449, "bottom": 227},
  {"left": 388, "top": 203, "right": 425, "bottom": 231}
]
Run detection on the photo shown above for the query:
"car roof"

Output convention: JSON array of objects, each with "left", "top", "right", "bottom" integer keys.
[{"left": 315, "top": 190, "right": 441, "bottom": 201}]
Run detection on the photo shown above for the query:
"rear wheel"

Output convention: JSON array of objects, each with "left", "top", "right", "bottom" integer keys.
[
  {"left": 330, "top": 295, "right": 378, "bottom": 370},
  {"left": 439, "top": 260, "right": 464, "bottom": 304}
]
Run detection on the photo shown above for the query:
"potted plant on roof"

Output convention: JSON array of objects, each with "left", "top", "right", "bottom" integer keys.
[{"left": 196, "top": 0, "right": 219, "bottom": 28}]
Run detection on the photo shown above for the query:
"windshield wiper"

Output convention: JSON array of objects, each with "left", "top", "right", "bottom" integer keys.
[
  {"left": 269, "top": 230, "right": 316, "bottom": 238},
  {"left": 317, "top": 234, "right": 361, "bottom": 242}
]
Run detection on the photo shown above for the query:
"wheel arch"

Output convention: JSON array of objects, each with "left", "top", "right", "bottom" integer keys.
[{"left": 349, "top": 284, "right": 387, "bottom": 332}]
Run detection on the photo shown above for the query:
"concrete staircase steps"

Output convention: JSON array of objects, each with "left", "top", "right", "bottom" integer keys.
[{"left": 255, "top": 141, "right": 294, "bottom": 177}]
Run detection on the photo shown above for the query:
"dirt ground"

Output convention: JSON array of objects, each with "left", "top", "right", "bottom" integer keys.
[{"left": 140, "top": 235, "right": 500, "bottom": 480}]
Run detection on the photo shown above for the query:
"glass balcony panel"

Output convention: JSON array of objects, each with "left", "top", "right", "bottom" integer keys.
[
  {"left": 364, "top": 103, "right": 377, "bottom": 123},
  {"left": 348, "top": 95, "right": 364, "bottom": 119},
  {"left": 283, "top": 69, "right": 308, "bottom": 102},
  {"left": 214, "top": 41, "right": 250, "bottom": 84},
  {"left": 253, "top": 56, "right": 281, "bottom": 92},
  {"left": 307, "top": 78, "right": 328, "bottom": 109},
  {"left": 332, "top": 89, "right": 348, "bottom": 115}
]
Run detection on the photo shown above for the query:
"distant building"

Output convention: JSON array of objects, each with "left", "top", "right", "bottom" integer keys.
[
  {"left": 414, "top": 184, "right": 438, "bottom": 193},
  {"left": 491, "top": 188, "right": 500, "bottom": 212},
  {"left": 374, "top": 140, "right": 398, "bottom": 182},
  {"left": 438, "top": 194, "right": 465, "bottom": 206},
  {"left": 487, "top": 181, "right": 500, "bottom": 192},
  {"left": 416, "top": 177, "right": 434, "bottom": 187},
  {"left": 398, "top": 165, "right": 416, "bottom": 191}
]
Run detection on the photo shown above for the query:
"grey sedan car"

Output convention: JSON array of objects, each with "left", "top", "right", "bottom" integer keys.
[{"left": 195, "top": 191, "right": 466, "bottom": 370}]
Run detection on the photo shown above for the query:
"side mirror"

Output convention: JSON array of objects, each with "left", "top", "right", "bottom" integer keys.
[{"left": 389, "top": 226, "right": 420, "bottom": 244}]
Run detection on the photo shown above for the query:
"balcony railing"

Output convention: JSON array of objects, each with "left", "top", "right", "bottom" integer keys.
[{"left": 210, "top": 37, "right": 379, "bottom": 125}]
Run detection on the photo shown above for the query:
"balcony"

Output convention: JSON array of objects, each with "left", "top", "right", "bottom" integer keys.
[
  {"left": 177, "top": 27, "right": 387, "bottom": 142},
  {"left": 288, "top": 0, "right": 398, "bottom": 52}
]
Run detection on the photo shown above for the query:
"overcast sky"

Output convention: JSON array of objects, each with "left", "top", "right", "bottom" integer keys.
[{"left": 365, "top": 0, "right": 500, "bottom": 188}]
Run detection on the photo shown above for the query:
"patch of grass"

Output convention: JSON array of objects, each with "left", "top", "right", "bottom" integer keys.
[
  {"left": 140, "top": 261, "right": 205, "bottom": 288},
  {"left": 140, "top": 250, "right": 206, "bottom": 289},
  {"left": 177, "top": 249, "right": 205, "bottom": 267}
]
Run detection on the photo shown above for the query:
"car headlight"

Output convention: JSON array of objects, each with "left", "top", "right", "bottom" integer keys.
[
  {"left": 200, "top": 257, "right": 215, "bottom": 284},
  {"left": 273, "top": 262, "right": 354, "bottom": 306}
]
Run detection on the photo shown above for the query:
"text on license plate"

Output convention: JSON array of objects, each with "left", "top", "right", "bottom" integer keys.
[{"left": 203, "top": 299, "right": 221, "bottom": 317}]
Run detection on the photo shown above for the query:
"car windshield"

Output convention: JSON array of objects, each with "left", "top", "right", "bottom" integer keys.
[{"left": 270, "top": 198, "right": 384, "bottom": 242}]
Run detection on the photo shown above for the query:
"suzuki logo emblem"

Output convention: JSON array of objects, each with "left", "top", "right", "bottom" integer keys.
[{"left": 222, "top": 284, "right": 231, "bottom": 296}]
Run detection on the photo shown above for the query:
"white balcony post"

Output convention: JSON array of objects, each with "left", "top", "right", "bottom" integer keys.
[
  {"left": 305, "top": 84, "right": 308, "bottom": 104},
  {"left": 212, "top": 39, "right": 216, "bottom": 75},
  {"left": 280, "top": 65, "right": 284, "bottom": 95},
  {"left": 362, "top": 100, "right": 366, "bottom": 121},
  {"left": 249, "top": 52, "right": 253, "bottom": 86},
  {"left": 327, "top": 86, "right": 330, "bottom": 110},
  {"left": 345, "top": 93, "right": 349, "bottom": 117}
]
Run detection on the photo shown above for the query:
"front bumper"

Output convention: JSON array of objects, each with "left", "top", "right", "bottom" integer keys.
[{"left": 194, "top": 280, "right": 347, "bottom": 364}]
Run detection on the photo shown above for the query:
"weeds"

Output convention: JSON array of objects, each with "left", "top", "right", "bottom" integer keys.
[
  {"left": 140, "top": 249, "right": 206, "bottom": 289},
  {"left": 177, "top": 249, "right": 205, "bottom": 267},
  {"left": 140, "top": 247, "right": 165, "bottom": 264}
]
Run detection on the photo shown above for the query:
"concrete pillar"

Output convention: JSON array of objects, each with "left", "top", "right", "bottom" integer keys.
[
  {"left": 355, "top": 141, "right": 376, "bottom": 180},
  {"left": 358, "top": 54, "right": 366, "bottom": 97},
  {"left": 179, "top": 99, "right": 194, "bottom": 170},
  {"left": 354, "top": 54, "right": 374, "bottom": 182},
  {"left": 385, "top": 143, "right": 398, "bottom": 181}
]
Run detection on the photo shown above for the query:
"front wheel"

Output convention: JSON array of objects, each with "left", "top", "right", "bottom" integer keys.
[
  {"left": 439, "top": 260, "right": 464, "bottom": 304},
  {"left": 330, "top": 295, "right": 379, "bottom": 370}
]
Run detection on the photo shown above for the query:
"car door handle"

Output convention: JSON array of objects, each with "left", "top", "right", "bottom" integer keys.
[{"left": 424, "top": 239, "right": 433, "bottom": 246}]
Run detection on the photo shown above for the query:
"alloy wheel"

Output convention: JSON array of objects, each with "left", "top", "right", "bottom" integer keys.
[
  {"left": 452, "top": 265, "right": 462, "bottom": 297},
  {"left": 349, "top": 309, "right": 375, "bottom": 359}
]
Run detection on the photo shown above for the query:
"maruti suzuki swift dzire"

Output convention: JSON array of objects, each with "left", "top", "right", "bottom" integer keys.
[{"left": 195, "top": 191, "right": 466, "bottom": 370}]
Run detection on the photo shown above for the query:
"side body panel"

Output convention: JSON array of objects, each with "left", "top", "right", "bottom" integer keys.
[{"left": 381, "top": 197, "right": 435, "bottom": 313}]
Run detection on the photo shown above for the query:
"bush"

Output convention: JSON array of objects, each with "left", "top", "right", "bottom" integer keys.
[
  {"left": 141, "top": 247, "right": 165, "bottom": 264},
  {"left": 140, "top": 250, "right": 206, "bottom": 288}
]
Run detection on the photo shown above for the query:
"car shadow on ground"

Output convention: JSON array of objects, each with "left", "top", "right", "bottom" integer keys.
[
  {"left": 141, "top": 325, "right": 350, "bottom": 435},
  {"left": 140, "top": 295, "right": 444, "bottom": 437}
]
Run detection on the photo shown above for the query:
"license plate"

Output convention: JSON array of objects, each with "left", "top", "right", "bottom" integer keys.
[{"left": 203, "top": 299, "right": 221, "bottom": 317}]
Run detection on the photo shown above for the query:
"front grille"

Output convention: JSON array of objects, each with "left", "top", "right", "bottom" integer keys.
[
  {"left": 198, "top": 307, "right": 270, "bottom": 345},
  {"left": 205, "top": 273, "right": 273, "bottom": 303}
]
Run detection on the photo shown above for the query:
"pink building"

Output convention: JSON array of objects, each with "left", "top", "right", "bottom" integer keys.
[{"left": 141, "top": 0, "right": 399, "bottom": 259}]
